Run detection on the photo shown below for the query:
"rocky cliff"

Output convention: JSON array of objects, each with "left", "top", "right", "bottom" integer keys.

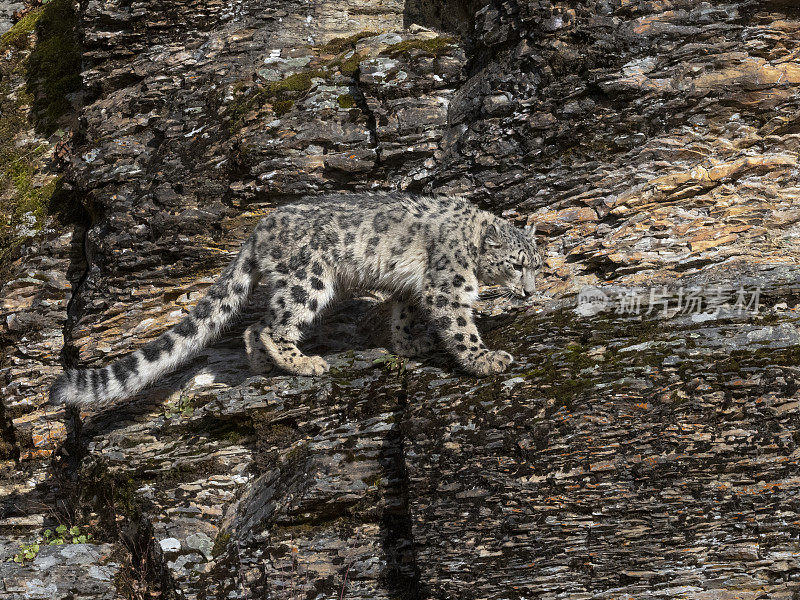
[{"left": 2, "top": 0, "right": 800, "bottom": 598}]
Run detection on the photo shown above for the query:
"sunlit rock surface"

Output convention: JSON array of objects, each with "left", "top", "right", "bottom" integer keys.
[{"left": 2, "top": 0, "right": 800, "bottom": 597}]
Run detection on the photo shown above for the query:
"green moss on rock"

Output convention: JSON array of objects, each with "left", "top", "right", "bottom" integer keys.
[
  {"left": 0, "top": 15, "right": 57, "bottom": 261},
  {"left": 0, "top": 7, "right": 43, "bottom": 50},
  {"left": 273, "top": 99, "right": 294, "bottom": 116},
  {"left": 227, "top": 69, "right": 331, "bottom": 130},
  {"left": 211, "top": 532, "right": 231, "bottom": 558},
  {"left": 26, "top": 0, "right": 82, "bottom": 135},
  {"left": 337, "top": 94, "right": 356, "bottom": 109},
  {"left": 0, "top": 0, "right": 83, "bottom": 270},
  {"left": 380, "top": 36, "right": 456, "bottom": 58},
  {"left": 265, "top": 70, "right": 325, "bottom": 94},
  {"left": 338, "top": 53, "right": 363, "bottom": 77},
  {"left": 3, "top": 153, "right": 60, "bottom": 227},
  {"left": 321, "top": 31, "right": 380, "bottom": 54}
]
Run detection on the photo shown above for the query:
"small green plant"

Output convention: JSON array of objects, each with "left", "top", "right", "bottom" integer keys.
[
  {"left": 44, "top": 524, "right": 94, "bottom": 545},
  {"left": 163, "top": 392, "right": 194, "bottom": 418},
  {"left": 12, "top": 542, "right": 39, "bottom": 564},
  {"left": 373, "top": 353, "right": 406, "bottom": 375},
  {"left": 46, "top": 525, "right": 67, "bottom": 544},
  {"left": 8, "top": 524, "right": 93, "bottom": 564}
]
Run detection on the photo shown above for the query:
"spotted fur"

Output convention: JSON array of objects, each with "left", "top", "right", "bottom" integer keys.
[{"left": 50, "top": 192, "right": 540, "bottom": 408}]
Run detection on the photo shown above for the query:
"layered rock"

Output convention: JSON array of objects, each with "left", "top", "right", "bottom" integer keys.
[
  {"left": 68, "top": 280, "right": 800, "bottom": 598},
  {"left": 2, "top": 0, "right": 800, "bottom": 597}
]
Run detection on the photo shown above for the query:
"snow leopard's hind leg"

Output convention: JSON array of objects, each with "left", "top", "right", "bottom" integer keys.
[
  {"left": 244, "top": 272, "right": 334, "bottom": 376},
  {"left": 243, "top": 324, "right": 274, "bottom": 374},
  {"left": 391, "top": 300, "right": 436, "bottom": 358}
]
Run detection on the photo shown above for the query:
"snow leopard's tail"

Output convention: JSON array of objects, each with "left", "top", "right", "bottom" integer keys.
[{"left": 49, "top": 236, "right": 261, "bottom": 409}]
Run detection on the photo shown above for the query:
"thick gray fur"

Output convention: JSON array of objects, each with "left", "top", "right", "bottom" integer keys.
[{"left": 50, "top": 192, "right": 541, "bottom": 408}]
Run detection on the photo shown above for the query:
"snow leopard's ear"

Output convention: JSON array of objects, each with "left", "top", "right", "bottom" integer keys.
[
  {"left": 485, "top": 222, "right": 503, "bottom": 247},
  {"left": 524, "top": 222, "right": 536, "bottom": 237}
]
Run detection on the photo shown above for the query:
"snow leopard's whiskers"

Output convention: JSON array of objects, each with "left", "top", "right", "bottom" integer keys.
[{"left": 479, "top": 286, "right": 513, "bottom": 300}]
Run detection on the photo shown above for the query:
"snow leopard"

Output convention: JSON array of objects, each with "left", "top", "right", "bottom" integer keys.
[{"left": 50, "top": 192, "right": 541, "bottom": 408}]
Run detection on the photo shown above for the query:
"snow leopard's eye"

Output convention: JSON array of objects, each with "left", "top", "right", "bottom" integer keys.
[{"left": 512, "top": 263, "right": 524, "bottom": 272}]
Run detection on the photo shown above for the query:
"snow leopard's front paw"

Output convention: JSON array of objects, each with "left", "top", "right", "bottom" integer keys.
[
  {"left": 465, "top": 350, "right": 514, "bottom": 376},
  {"left": 392, "top": 332, "right": 436, "bottom": 358},
  {"left": 288, "top": 354, "right": 330, "bottom": 376}
]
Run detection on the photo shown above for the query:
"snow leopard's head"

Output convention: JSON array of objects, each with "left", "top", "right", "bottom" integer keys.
[{"left": 478, "top": 220, "right": 542, "bottom": 298}]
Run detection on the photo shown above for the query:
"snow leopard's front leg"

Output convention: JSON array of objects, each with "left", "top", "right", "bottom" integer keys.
[{"left": 421, "top": 272, "right": 513, "bottom": 376}]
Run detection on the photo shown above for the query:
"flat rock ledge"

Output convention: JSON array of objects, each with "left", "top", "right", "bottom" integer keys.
[{"left": 0, "top": 543, "right": 120, "bottom": 600}]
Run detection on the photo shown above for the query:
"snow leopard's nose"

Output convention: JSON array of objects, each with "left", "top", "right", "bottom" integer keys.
[{"left": 522, "top": 274, "right": 537, "bottom": 297}]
